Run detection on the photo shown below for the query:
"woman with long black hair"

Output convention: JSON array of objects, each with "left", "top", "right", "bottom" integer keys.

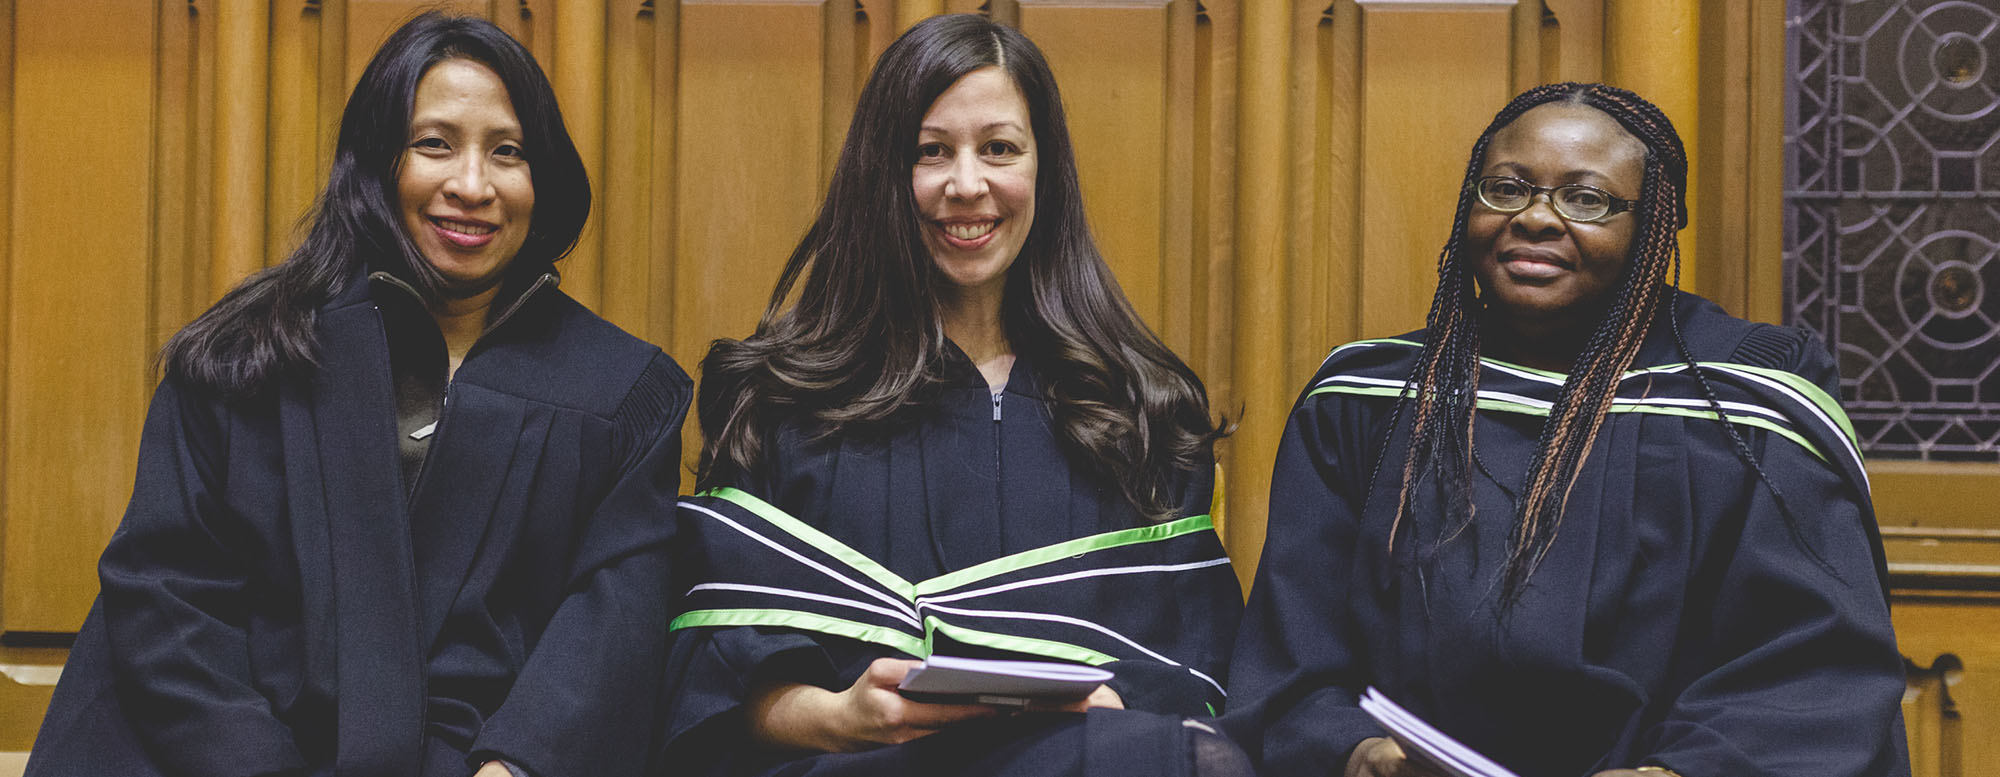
[
  {"left": 29, "top": 13, "right": 689, "bottom": 777},
  {"left": 662, "top": 13, "right": 1245, "bottom": 777},
  {"left": 1226, "top": 83, "right": 1907, "bottom": 777}
]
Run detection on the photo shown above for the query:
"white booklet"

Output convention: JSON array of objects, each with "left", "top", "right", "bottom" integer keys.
[
  {"left": 1357, "top": 687, "right": 1521, "bottom": 777},
  {"left": 896, "top": 655, "right": 1113, "bottom": 708}
]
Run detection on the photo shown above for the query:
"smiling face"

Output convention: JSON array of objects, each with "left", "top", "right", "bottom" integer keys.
[
  {"left": 912, "top": 66, "right": 1038, "bottom": 307},
  {"left": 1466, "top": 103, "right": 1645, "bottom": 336},
  {"left": 397, "top": 57, "right": 534, "bottom": 298}
]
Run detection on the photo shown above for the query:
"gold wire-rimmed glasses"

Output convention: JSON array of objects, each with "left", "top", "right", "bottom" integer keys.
[{"left": 1472, "top": 175, "right": 1639, "bottom": 224}]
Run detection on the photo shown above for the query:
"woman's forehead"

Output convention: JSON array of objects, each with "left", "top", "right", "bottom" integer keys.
[{"left": 1485, "top": 103, "right": 1645, "bottom": 183}]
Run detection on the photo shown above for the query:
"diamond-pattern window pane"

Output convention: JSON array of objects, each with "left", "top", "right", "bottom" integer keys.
[{"left": 1786, "top": 0, "right": 2000, "bottom": 462}]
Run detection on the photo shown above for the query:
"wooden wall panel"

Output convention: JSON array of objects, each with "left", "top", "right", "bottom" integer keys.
[
  {"left": 670, "top": 0, "right": 828, "bottom": 377},
  {"left": 1896, "top": 596, "right": 2000, "bottom": 777},
  {"left": 1020, "top": 1, "right": 1171, "bottom": 326},
  {"left": 1355, "top": 3, "right": 1513, "bottom": 339},
  {"left": 2, "top": 0, "right": 158, "bottom": 632}
]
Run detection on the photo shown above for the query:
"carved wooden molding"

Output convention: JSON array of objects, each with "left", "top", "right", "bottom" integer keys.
[
  {"left": 1017, "top": 0, "right": 1169, "bottom": 8},
  {"left": 1883, "top": 526, "right": 2000, "bottom": 541},
  {"left": 679, "top": 0, "right": 824, "bottom": 6},
  {"left": 1352, "top": 0, "right": 1514, "bottom": 6}
]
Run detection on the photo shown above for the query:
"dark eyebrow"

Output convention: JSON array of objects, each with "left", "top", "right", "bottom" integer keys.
[
  {"left": 919, "top": 121, "right": 1028, "bottom": 136},
  {"left": 407, "top": 117, "right": 525, "bottom": 140}
]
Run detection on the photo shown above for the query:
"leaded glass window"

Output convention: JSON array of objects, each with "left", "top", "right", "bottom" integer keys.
[{"left": 1786, "top": 0, "right": 2000, "bottom": 461}]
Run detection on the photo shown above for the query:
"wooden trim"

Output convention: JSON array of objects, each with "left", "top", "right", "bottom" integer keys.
[
  {"left": 1872, "top": 461, "right": 2000, "bottom": 531},
  {"left": 1883, "top": 527, "right": 2000, "bottom": 542},
  {"left": 1225, "top": 0, "right": 1290, "bottom": 590},
  {"left": 1889, "top": 563, "right": 2000, "bottom": 593},
  {"left": 602, "top": 1, "right": 653, "bottom": 332},
  {"left": 211, "top": 0, "right": 268, "bottom": 290},
  {"left": 894, "top": 0, "right": 940, "bottom": 30},
  {"left": 1326, "top": 0, "right": 1361, "bottom": 347},
  {"left": 1540, "top": 0, "right": 1601, "bottom": 83},
  {"left": 1017, "top": 0, "right": 1169, "bottom": 7},
  {"left": 1285, "top": 0, "right": 1325, "bottom": 391},
  {"left": 1352, "top": 0, "right": 1514, "bottom": 6},
  {"left": 0, "top": 0, "right": 12, "bottom": 636},
  {"left": 554, "top": 0, "right": 607, "bottom": 310},
  {"left": 1160, "top": 0, "right": 1196, "bottom": 358},
  {"left": 1742, "top": 0, "right": 1785, "bottom": 325},
  {"left": 153, "top": 0, "right": 200, "bottom": 356},
  {"left": 267, "top": 1, "right": 319, "bottom": 263},
  {"left": 0, "top": 647, "right": 58, "bottom": 752},
  {"left": 647, "top": 0, "right": 679, "bottom": 348}
]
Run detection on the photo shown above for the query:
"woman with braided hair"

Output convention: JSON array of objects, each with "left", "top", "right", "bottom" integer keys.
[{"left": 1225, "top": 83, "right": 1908, "bottom": 777}]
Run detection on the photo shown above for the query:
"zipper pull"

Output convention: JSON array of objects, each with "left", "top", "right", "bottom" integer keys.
[{"left": 992, "top": 391, "right": 1003, "bottom": 421}]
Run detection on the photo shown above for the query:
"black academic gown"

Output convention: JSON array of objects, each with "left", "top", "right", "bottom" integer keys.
[
  {"left": 1226, "top": 292, "right": 1909, "bottom": 777},
  {"left": 659, "top": 350, "right": 1242, "bottom": 777},
  {"left": 27, "top": 268, "right": 692, "bottom": 777}
]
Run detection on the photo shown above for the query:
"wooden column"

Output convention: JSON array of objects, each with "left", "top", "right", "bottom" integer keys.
[
  {"left": 1226, "top": 0, "right": 1289, "bottom": 587},
  {"left": 0, "top": 0, "right": 13, "bottom": 637},
  {"left": 648, "top": 0, "right": 682, "bottom": 348},
  {"left": 554, "top": 0, "right": 607, "bottom": 310},
  {"left": 1190, "top": 0, "right": 1236, "bottom": 474},
  {"left": 212, "top": 0, "right": 268, "bottom": 291},
  {"left": 1539, "top": 0, "right": 1602, "bottom": 83},
  {"left": 152, "top": 0, "right": 211, "bottom": 361},
  {"left": 1695, "top": 0, "right": 1784, "bottom": 322},
  {"left": 268, "top": 1, "right": 326, "bottom": 261},
  {"left": 601, "top": 1, "right": 655, "bottom": 333},
  {"left": 1605, "top": 0, "right": 1700, "bottom": 295}
]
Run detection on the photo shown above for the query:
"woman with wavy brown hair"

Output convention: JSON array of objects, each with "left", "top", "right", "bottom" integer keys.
[{"left": 660, "top": 13, "right": 1245, "bottom": 777}]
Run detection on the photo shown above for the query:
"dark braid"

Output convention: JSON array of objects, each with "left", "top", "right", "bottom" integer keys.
[
  {"left": 1662, "top": 251, "right": 1842, "bottom": 581},
  {"left": 1385, "top": 83, "right": 1713, "bottom": 604}
]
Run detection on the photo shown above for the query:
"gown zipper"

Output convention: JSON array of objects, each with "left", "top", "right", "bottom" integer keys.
[{"left": 993, "top": 390, "right": 1004, "bottom": 548}]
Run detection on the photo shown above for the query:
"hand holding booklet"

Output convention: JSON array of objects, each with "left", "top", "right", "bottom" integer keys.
[
  {"left": 896, "top": 655, "right": 1114, "bottom": 708},
  {"left": 1358, "top": 687, "right": 1521, "bottom": 777}
]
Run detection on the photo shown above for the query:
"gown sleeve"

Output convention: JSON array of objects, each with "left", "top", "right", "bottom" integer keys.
[
  {"left": 470, "top": 353, "right": 692, "bottom": 777},
  {"left": 1222, "top": 385, "right": 1384, "bottom": 776},
  {"left": 94, "top": 379, "right": 308, "bottom": 777},
  {"left": 1102, "top": 446, "right": 1238, "bottom": 718},
  {"left": 655, "top": 421, "right": 850, "bottom": 776},
  {"left": 1639, "top": 349, "right": 1905, "bottom": 777}
]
